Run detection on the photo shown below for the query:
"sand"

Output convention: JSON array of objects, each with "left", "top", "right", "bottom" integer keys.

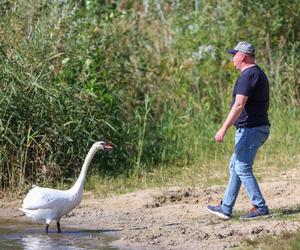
[{"left": 1, "top": 167, "right": 300, "bottom": 249}]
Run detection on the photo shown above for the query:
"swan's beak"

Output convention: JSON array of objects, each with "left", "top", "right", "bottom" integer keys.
[{"left": 103, "top": 142, "right": 113, "bottom": 151}]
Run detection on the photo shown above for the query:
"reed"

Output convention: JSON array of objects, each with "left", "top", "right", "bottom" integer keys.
[{"left": 0, "top": 0, "right": 299, "bottom": 193}]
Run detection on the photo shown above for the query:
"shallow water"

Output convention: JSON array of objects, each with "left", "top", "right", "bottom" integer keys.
[{"left": 0, "top": 218, "right": 121, "bottom": 249}]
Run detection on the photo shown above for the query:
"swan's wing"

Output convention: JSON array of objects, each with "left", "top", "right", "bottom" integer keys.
[{"left": 22, "top": 186, "right": 69, "bottom": 210}]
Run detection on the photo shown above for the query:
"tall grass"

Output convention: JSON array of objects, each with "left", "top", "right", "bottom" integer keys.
[{"left": 0, "top": 0, "right": 299, "bottom": 193}]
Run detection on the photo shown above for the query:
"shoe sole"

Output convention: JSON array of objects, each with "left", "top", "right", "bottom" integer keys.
[
  {"left": 206, "top": 207, "right": 231, "bottom": 220},
  {"left": 239, "top": 214, "right": 270, "bottom": 220}
]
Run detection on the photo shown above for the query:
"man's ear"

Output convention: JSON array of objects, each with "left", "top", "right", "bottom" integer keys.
[{"left": 240, "top": 53, "right": 246, "bottom": 61}]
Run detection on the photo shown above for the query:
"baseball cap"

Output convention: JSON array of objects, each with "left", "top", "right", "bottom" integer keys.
[{"left": 227, "top": 41, "right": 255, "bottom": 55}]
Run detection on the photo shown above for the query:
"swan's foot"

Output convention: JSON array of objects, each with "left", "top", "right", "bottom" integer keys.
[
  {"left": 57, "top": 221, "right": 62, "bottom": 233},
  {"left": 45, "top": 224, "right": 49, "bottom": 234}
]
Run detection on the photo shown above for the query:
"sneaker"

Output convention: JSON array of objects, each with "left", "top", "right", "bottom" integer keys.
[
  {"left": 207, "top": 201, "right": 231, "bottom": 220},
  {"left": 240, "top": 206, "right": 269, "bottom": 220}
]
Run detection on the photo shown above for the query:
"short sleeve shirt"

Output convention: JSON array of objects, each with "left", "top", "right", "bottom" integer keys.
[{"left": 231, "top": 65, "right": 270, "bottom": 128}]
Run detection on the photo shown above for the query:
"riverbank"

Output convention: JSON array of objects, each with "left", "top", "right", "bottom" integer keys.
[{"left": 1, "top": 167, "right": 300, "bottom": 249}]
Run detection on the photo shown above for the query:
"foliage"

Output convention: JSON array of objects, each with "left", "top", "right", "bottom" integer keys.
[{"left": 0, "top": 0, "right": 299, "bottom": 191}]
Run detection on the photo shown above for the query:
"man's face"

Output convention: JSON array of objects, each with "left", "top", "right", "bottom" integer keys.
[{"left": 232, "top": 51, "right": 245, "bottom": 71}]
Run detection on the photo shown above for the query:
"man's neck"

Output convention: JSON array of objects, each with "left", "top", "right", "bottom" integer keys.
[{"left": 241, "top": 64, "right": 256, "bottom": 72}]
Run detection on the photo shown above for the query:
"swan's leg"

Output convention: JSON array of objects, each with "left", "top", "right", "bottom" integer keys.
[
  {"left": 57, "top": 221, "right": 62, "bottom": 233},
  {"left": 45, "top": 224, "right": 49, "bottom": 234}
]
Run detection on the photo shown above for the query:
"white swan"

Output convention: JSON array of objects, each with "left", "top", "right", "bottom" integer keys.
[{"left": 19, "top": 141, "right": 113, "bottom": 233}]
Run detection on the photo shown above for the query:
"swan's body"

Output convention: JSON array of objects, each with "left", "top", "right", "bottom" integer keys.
[
  {"left": 20, "top": 186, "right": 82, "bottom": 228},
  {"left": 20, "top": 141, "right": 112, "bottom": 233}
]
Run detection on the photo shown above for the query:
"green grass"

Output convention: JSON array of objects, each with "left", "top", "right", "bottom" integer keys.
[
  {"left": 237, "top": 231, "right": 300, "bottom": 250},
  {"left": 0, "top": 0, "right": 299, "bottom": 194},
  {"left": 84, "top": 150, "right": 300, "bottom": 198},
  {"left": 238, "top": 233, "right": 300, "bottom": 250}
]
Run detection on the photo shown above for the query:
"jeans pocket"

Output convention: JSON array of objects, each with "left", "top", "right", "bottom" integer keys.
[
  {"left": 253, "top": 127, "right": 269, "bottom": 149},
  {"left": 261, "top": 132, "right": 269, "bottom": 146},
  {"left": 260, "top": 127, "right": 270, "bottom": 144}
]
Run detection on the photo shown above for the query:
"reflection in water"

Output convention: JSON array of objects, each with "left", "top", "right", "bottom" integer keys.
[
  {"left": 0, "top": 219, "right": 120, "bottom": 250},
  {"left": 21, "top": 234, "right": 78, "bottom": 250},
  {"left": 22, "top": 235, "right": 55, "bottom": 250}
]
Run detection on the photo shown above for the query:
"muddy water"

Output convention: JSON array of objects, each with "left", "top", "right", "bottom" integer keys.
[{"left": 0, "top": 219, "right": 121, "bottom": 249}]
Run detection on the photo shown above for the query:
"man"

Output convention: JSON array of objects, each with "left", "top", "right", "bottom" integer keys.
[{"left": 207, "top": 41, "right": 270, "bottom": 220}]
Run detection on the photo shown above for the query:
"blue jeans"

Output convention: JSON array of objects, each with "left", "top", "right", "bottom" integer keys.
[{"left": 221, "top": 125, "right": 270, "bottom": 215}]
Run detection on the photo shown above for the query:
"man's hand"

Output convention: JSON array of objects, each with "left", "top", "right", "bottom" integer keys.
[
  {"left": 215, "top": 94, "right": 248, "bottom": 144},
  {"left": 215, "top": 128, "right": 227, "bottom": 143}
]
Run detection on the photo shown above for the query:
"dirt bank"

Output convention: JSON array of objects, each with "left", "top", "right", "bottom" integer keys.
[{"left": 1, "top": 167, "right": 300, "bottom": 249}]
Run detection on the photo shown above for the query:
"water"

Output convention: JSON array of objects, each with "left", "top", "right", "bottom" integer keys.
[{"left": 0, "top": 219, "right": 122, "bottom": 250}]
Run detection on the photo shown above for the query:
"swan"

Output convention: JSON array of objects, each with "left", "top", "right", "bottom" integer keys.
[{"left": 19, "top": 141, "right": 113, "bottom": 233}]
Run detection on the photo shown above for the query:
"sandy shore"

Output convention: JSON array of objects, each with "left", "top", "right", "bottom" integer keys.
[{"left": 2, "top": 167, "right": 300, "bottom": 249}]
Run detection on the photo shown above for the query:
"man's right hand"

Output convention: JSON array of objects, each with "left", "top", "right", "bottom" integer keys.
[{"left": 215, "top": 128, "right": 227, "bottom": 143}]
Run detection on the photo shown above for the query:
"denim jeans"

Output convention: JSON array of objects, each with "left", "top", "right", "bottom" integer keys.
[{"left": 221, "top": 125, "right": 270, "bottom": 215}]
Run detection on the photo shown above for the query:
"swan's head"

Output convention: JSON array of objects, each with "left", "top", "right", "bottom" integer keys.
[{"left": 93, "top": 141, "right": 113, "bottom": 151}]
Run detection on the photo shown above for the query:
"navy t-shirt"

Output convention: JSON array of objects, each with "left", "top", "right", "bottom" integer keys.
[{"left": 231, "top": 65, "right": 270, "bottom": 128}]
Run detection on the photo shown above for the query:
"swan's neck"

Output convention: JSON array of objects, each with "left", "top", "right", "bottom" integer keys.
[{"left": 70, "top": 145, "right": 99, "bottom": 194}]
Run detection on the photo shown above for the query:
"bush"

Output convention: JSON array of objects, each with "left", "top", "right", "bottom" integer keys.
[{"left": 0, "top": 0, "right": 299, "bottom": 191}]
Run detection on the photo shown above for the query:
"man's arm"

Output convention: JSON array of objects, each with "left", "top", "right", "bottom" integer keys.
[{"left": 215, "top": 94, "right": 248, "bottom": 143}]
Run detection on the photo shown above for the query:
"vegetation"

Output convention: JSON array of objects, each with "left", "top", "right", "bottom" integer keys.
[
  {"left": 239, "top": 230, "right": 300, "bottom": 250},
  {"left": 0, "top": 0, "right": 299, "bottom": 193}
]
